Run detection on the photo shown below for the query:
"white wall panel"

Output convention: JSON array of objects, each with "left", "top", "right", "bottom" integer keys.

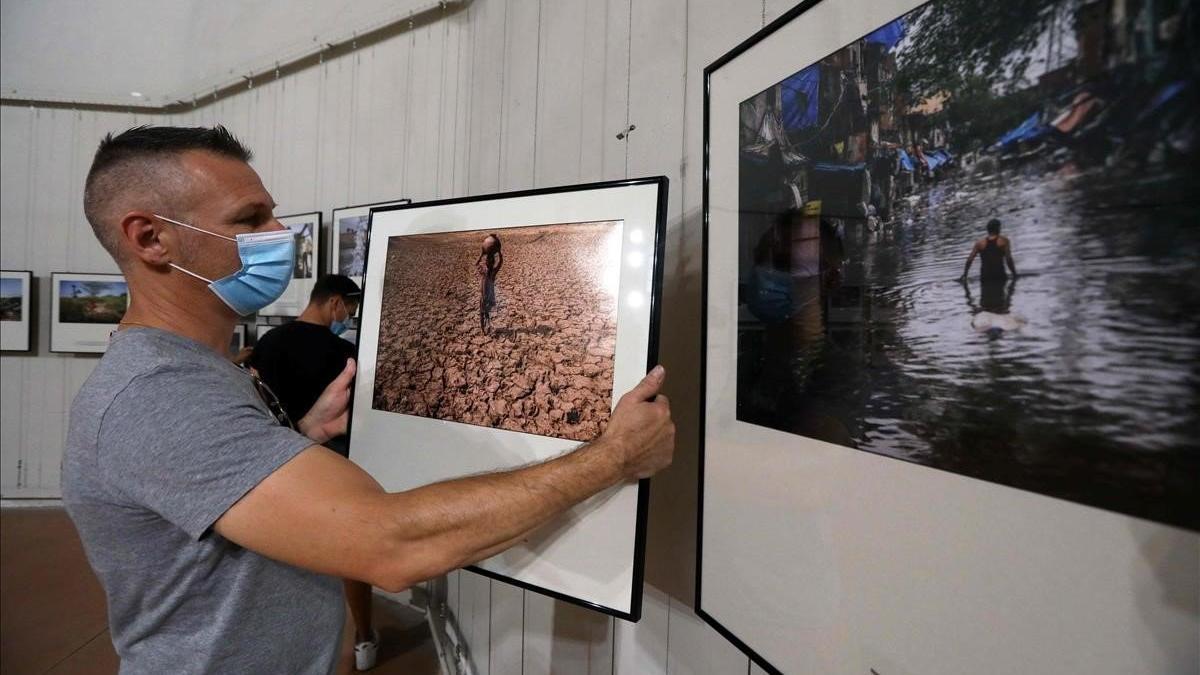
[
  {"left": 465, "top": 0, "right": 507, "bottom": 193},
  {"left": 461, "top": 571, "right": 493, "bottom": 674},
  {"left": 489, "top": 579, "right": 524, "bottom": 674},
  {"left": 580, "top": 0, "right": 632, "bottom": 183},
  {"left": 666, "top": 597, "right": 751, "bottom": 675},
  {"left": 614, "top": 584, "right": 670, "bottom": 675},
  {"left": 497, "top": 0, "right": 540, "bottom": 191}
]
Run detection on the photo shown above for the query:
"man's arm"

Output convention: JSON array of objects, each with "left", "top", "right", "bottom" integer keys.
[
  {"left": 1004, "top": 239, "right": 1018, "bottom": 277},
  {"left": 214, "top": 367, "right": 673, "bottom": 592},
  {"left": 960, "top": 241, "right": 979, "bottom": 280}
]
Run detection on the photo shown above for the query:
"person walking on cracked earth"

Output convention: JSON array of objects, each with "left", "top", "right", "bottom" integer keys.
[{"left": 476, "top": 233, "right": 503, "bottom": 334}]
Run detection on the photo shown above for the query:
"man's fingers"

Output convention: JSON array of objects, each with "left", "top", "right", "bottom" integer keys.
[
  {"left": 624, "top": 365, "right": 666, "bottom": 403},
  {"left": 654, "top": 394, "right": 670, "bottom": 409},
  {"left": 333, "top": 358, "right": 357, "bottom": 388}
]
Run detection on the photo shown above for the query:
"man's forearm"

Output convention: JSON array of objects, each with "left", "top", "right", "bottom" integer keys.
[{"left": 378, "top": 437, "right": 626, "bottom": 586}]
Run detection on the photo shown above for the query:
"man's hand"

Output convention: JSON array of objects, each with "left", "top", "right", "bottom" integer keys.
[
  {"left": 599, "top": 365, "right": 675, "bottom": 481},
  {"left": 298, "top": 358, "right": 356, "bottom": 444}
]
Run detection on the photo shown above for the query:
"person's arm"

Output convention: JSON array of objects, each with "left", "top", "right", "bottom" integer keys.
[
  {"left": 495, "top": 251, "right": 504, "bottom": 274},
  {"left": 1004, "top": 239, "right": 1018, "bottom": 277},
  {"left": 214, "top": 367, "right": 674, "bottom": 592},
  {"left": 960, "top": 241, "right": 979, "bottom": 280}
]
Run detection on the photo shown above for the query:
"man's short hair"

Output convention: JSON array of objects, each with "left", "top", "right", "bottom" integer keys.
[
  {"left": 83, "top": 125, "right": 254, "bottom": 263},
  {"left": 310, "top": 274, "right": 363, "bottom": 304},
  {"left": 987, "top": 218, "right": 1002, "bottom": 235}
]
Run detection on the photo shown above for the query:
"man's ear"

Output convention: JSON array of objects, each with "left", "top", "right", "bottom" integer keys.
[{"left": 121, "top": 212, "right": 172, "bottom": 266}]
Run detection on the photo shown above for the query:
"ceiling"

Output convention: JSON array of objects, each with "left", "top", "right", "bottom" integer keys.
[{"left": 1, "top": 0, "right": 434, "bottom": 107}]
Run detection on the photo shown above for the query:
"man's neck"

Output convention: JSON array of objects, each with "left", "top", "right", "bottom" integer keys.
[
  {"left": 297, "top": 304, "right": 327, "bottom": 327},
  {"left": 120, "top": 270, "right": 237, "bottom": 354}
]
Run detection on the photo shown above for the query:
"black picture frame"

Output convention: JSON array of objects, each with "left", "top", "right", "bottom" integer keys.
[
  {"left": 0, "top": 270, "right": 35, "bottom": 354},
  {"left": 350, "top": 176, "right": 668, "bottom": 621},
  {"left": 700, "top": 0, "right": 1200, "bottom": 669}
]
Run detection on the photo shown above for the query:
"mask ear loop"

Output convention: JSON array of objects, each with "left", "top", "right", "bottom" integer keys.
[
  {"left": 169, "top": 263, "right": 215, "bottom": 285},
  {"left": 154, "top": 214, "right": 232, "bottom": 283},
  {"left": 154, "top": 214, "right": 237, "bottom": 242}
]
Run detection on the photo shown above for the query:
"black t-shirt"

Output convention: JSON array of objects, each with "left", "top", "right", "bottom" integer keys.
[{"left": 249, "top": 321, "right": 356, "bottom": 454}]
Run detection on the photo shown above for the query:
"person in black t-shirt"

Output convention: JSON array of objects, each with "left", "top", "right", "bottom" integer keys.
[
  {"left": 251, "top": 275, "right": 359, "bottom": 454},
  {"left": 249, "top": 274, "right": 381, "bottom": 670}
]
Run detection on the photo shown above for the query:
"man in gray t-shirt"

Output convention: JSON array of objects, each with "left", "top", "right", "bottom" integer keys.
[
  {"left": 65, "top": 126, "right": 674, "bottom": 672},
  {"left": 64, "top": 327, "right": 345, "bottom": 673}
]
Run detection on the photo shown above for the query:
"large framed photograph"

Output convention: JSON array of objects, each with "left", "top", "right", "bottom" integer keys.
[
  {"left": 1, "top": 270, "right": 34, "bottom": 352},
  {"left": 349, "top": 177, "right": 667, "bottom": 620},
  {"left": 331, "top": 199, "right": 411, "bottom": 288},
  {"left": 257, "top": 212, "right": 321, "bottom": 317},
  {"left": 701, "top": 0, "right": 1199, "bottom": 672},
  {"left": 50, "top": 272, "right": 128, "bottom": 353}
]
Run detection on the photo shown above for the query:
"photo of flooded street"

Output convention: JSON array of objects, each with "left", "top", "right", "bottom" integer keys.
[
  {"left": 736, "top": 0, "right": 1199, "bottom": 528},
  {"left": 372, "top": 221, "right": 622, "bottom": 442}
]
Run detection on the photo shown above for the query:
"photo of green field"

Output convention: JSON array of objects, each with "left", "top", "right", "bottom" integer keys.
[{"left": 58, "top": 280, "right": 128, "bottom": 324}]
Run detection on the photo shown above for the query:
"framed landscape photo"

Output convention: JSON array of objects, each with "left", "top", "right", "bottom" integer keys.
[
  {"left": 258, "top": 212, "right": 321, "bottom": 317},
  {"left": 0, "top": 270, "right": 34, "bottom": 352},
  {"left": 349, "top": 177, "right": 667, "bottom": 620},
  {"left": 50, "top": 272, "right": 128, "bottom": 353},
  {"left": 701, "top": 0, "right": 1199, "bottom": 672},
  {"left": 331, "top": 199, "right": 412, "bottom": 288}
]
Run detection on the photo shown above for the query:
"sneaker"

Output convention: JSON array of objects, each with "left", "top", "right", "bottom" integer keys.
[{"left": 354, "top": 629, "right": 380, "bottom": 671}]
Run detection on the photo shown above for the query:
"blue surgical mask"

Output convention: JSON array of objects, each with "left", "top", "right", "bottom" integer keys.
[
  {"left": 330, "top": 305, "right": 349, "bottom": 336},
  {"left": 155, "top": 214, "right": 296, "bottom": 316}
]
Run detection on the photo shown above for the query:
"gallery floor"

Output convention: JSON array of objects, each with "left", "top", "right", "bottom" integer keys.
[{"left": 0, "top": 507, "right": 439, "bottom": 674}]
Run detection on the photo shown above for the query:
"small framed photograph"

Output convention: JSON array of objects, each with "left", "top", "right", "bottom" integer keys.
[
  {"left": 331, "top": 199, "right": 411, "bottom": 288},
  {"left": 50, "top": 272, "right": 128, "bottom": 353},
  {"left": 349, "top": 177, "right": 667, "bottom": 620},
  {"left": 1, "top": 270, "right": 34, "bottom": 352},
  {"left": 257, "top": 212, "right": 322, "bottom": 317}
]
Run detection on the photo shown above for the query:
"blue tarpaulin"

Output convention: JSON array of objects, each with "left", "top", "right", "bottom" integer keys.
[
  {"left": 994, "top": 112, "right": 1051, "bottom": 150},
  {"left": 897, "top": 148, "right": 915, "bottom": 172},
  {"left": 925, "top": 149, "right": 952, "bottom": 170},
  {"left": 866, "top": 19, "right": 905, "bottom": 51},
  {"left": 781, "top": 65, "right": 820, "bottom": 131},
  {"left": 812, "top": 162, "right": 867, "bottom": 172},
  {"left": 1136, "top": 80, "right": 1188, "bottom": 123}
]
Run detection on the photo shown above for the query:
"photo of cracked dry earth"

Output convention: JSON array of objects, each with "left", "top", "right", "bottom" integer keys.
[{"left": 372, "top": 220, "right": 623, "bottom": 442}]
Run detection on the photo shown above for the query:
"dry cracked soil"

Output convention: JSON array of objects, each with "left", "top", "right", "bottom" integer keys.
[{"left": 372, "top": 221, "right": 621, "bottom": 442}]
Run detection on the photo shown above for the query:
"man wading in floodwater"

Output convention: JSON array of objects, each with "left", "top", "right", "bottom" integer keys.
[
  {"left": 476, "top": 233, "right": 503, "bottom": 334},
  {"left": 960, "top": 218, "right": 1018, "bottom": 283}
]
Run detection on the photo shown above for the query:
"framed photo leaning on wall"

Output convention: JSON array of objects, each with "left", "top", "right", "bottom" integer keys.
[
  {"left": 1, "top": 270, "right": 34, "bottom": 353},
  {"left": 348, "top": 177, "right": 667, "bottom": 620},
  {"left": 700, "top": 0, "right": 1199, "bottom": 672}
]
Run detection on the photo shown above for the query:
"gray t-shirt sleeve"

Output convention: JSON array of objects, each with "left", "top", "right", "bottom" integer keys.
[{"left": 96, "top": 362, "right": 315, "bottom": 540}]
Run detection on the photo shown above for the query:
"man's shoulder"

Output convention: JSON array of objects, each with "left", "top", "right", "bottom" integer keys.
[{"left": 73, "top": 331, "right": 222, "bottom": 416}]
